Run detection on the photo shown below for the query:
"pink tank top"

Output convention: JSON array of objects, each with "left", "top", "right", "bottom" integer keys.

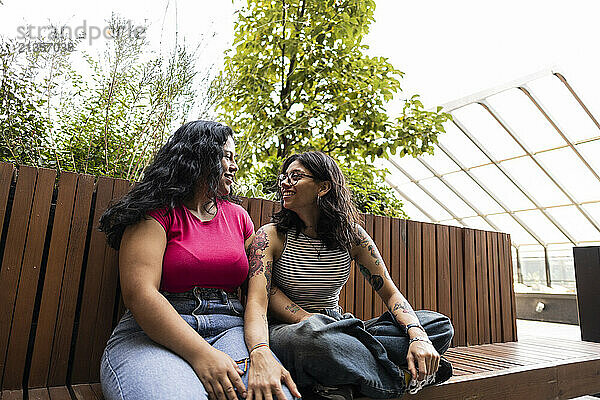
[{"left": 147, "top": 200, "right": 254, "bottom": 292}]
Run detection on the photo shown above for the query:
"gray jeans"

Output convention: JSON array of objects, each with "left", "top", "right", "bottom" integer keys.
[{"left": 269, "top": 309, "right": 453, "bottom": 399}]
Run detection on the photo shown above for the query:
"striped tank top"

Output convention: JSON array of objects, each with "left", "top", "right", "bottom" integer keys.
[{"left": 272, "top": 228, "right": 352, "bottom": 311}]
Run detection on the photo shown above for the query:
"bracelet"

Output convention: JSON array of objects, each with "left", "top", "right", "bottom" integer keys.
[
  {"left": 250, "top": 342, "right": 269, "bottom": 353},
  {"left": 409, "top": 336, "right": 432, "bottom": 346},
  {"left": 405, "top": 323, "right": 426, "bottom": 335}
]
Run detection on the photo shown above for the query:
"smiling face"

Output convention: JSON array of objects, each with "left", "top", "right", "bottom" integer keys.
[
  {"left": 280, "top": 160, "right": 323, "bottom": 211},
  {"left": 218, "top": 136, "right": 238, "bottom": 196}
]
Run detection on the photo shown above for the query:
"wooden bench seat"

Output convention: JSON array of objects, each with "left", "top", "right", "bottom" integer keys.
[
  {"left": 1, "top": 164, "right": 599, "bottom": 399},
  {"left": 412, "top": 337, "right": 600, "bottom": 399}
]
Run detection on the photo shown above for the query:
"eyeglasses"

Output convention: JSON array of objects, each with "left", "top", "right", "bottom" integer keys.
[{"left": 277, "top": 171, "right": 314, "bottom": 187}]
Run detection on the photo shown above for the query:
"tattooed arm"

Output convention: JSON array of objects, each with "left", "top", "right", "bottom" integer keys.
[
  {"left": 352, "top": 225, "right": 439, "bottom": 380},
  {"left": 244, "top": 225, "right": 300, "bottom": 400},
  {"left": 268, "top": 285, "right": 314, "bottom": 323},
  {"left": 351, "top": 225, "right": 422, "bottom": 334}
]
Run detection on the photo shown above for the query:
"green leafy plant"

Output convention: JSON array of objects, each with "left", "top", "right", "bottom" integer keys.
[{"left": 219, "top": 0, "right": 450, "bottom": 215}]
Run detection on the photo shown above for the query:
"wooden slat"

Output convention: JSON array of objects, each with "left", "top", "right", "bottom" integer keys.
[
  {"left": 0, "top": 390, "right": 23, "bottom": 400},
  {"left": 389, "top": 219, "right": 400, "bottom": 299},
  {"left": 449, "top": 226, "right": 466, "bottom": 346},
  {"left": 259, "top": 199, "right": 274, "bottom": 227},
  {"left": 71, "top": 177, "right": 115, "bottom": 383},
  {"left": 475, "top": 230, "right": 491, "bottom": 344},
  {"left": 29, "top": 172, "right": 78, "bottom": 388},
  {"left": 421, "top": 223, "right": 436, "bottom": 311},
  {"left": 451, "top": 344, "right": 556, "bottom": 364},
  {"left": 446, "top": 349, "right": 523, "bottom": 369},
  {"left": 407, "top": 220, "right": 422, "bottom": 310},
  {"left": 372, "top": 215, "right": 386, "bottom": 317},
  {"left": 362, "top": 214, "right": 374, "bottom": 320},
  {"left": 72, "top": 384, "right": 99, "bottom": 400},
  {"left": 511, "top": 338, "right": 600, "bottom": 356},
  {"left": 47, "top": 386, "right": 71, "bottom": 400},
  {"left": 435, "top": 225, "right": 451, "bottom": 318},
  {"left": 381, "top": 216, "right": 391, "bottom": 315},
  {"left": 488, "top": 232, "right": 501, "bottom": 342},
  {"left": 556, "top": 356, "right": 600, "bottom": 399},
  {"left": 89, "top": 179, "right": 131, "bottom": 383},
  {"left": 0, "top": 163, "right": 15, "bottom": 240},
  {"left": 446, "top": 347, "right": 524, "bottom": 367},
  {"left": 410, "top": 363, "right": 560, "bottom": 400},
  {"left": 505, "top": 234, "right": 517, "bottom": 340},
  {"left": 0, "top": 166, "right": 37, "bottom": 390},
  {"left": 398, "top": 220, "right": 407, "bottom": 299},
  {"left": 4, "top": 168, "right": 56, "bottom": 390},
  {"left": 28, "top": 388, "right": 51, "bottom": 400},
  {"left": 463, "top": 228, "right": 479, "bottom": 345},
  {"left": 90, "top": 383, "right": 103, "bottom": 400},
  {"left": 498, "top": 233, "right": 514, "bottom": 342},
  {"left": 241, "top": 197, "right": 249, "bottom": 214},
  {"left": 48, "top": 174, "right": 95, "bottom": 386},
  {"left": 247, "top": 198, "right": 262, "bottom": 230}
]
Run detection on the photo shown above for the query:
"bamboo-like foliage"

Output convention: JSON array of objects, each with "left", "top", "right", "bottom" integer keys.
[{"left": 0, "top": 15, "right": 223, "bottom": 181}]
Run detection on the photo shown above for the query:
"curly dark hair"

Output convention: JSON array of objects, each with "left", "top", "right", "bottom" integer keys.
[
  {"left": 272, "top": 151, "right": 361, "bottom": 252},
  {"left": 99, "top": 120, "right": 237, "bottom": 250}
]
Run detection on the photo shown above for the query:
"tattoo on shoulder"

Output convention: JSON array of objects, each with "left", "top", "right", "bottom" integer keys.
[{"left": 247, "top": 229, "right": 269, "bottom": 279}]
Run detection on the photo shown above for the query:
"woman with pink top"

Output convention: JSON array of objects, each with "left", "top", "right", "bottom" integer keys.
[{"left": 98, "top": 121, "right": 299, "bottom": 400}]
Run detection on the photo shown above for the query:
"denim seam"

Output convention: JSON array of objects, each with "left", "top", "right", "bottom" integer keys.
[{"left": 104, "top": 349, "right": 126, "bottom": 400}]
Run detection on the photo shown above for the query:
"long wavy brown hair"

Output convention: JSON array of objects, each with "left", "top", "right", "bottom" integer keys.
[{"left": 272, "top": 151, "right": 361, "bottom": 252}]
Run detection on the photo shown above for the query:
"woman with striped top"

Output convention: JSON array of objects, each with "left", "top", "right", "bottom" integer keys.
[{"left": 246, "top": 151, "right": 454, "bottom": 400}]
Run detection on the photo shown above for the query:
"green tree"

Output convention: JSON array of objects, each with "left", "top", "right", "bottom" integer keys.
[
  {"left": 0, "top": 15, "right": 224, "bottom": 180},
  {"left": 219, "top": 0, "right": 450, "bottom": 216}
]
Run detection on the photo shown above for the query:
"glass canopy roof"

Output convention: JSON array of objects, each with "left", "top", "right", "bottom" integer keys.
[{"left": 383, "top": 70, "right": 600, "bottom": 291}]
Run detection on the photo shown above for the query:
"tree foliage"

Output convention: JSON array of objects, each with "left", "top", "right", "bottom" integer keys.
[
  {"left": 1, "top": 15, "right": 221, "bottom": 180},
  {"left": 219, "top": 0, "right": 450, "bottom": 216}
]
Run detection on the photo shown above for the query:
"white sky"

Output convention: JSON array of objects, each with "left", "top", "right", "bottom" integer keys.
[{"left": 2, "top": 0, "right": 599, "bottom": 112}]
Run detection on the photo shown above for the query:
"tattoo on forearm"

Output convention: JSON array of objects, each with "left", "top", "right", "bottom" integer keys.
[
  {"left": 265, "top": 260, "right": 272, "bottom": 293},
  {"left": 269, "top": 285, "right": 279, "bottom": 296},
  {"left": 246, "top": 229, "right": 269, "bottom": 278},
  {"left": 389, "top": 299, "right": 417, "bottom": 318},
  {"left": 285, "top": 304, "right": 301, "bottom": 314},
  {"left": 358, "top": 262, "right": 384, "bottom": 291}
]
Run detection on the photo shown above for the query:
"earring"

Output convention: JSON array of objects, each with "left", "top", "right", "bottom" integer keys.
[{"left": 316, "top": 195, "right": 321, "bottom": 207}]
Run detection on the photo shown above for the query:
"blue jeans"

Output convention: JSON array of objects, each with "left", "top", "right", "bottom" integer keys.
[
  {"left": 101, "top": 288, "right": 294, "bottom": 400},
  {"left": 269, "top": 309, "right": 453, "bottom": 399}
]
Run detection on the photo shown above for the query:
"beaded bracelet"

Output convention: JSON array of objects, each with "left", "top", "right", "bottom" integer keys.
[
  {"left": 250, "top": 342, "right": 269, "bottom": 353},
  {"left": 409, "top": 336, "right": 432, "bottom": 346}
]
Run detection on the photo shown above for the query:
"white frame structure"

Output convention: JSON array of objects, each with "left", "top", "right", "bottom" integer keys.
[{"left": 384, "top": 69, "right": 600, "bottom": 288}]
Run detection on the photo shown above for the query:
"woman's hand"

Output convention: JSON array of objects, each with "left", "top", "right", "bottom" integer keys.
[
  {"left": 191, "top": 346, "right": 247, "bottom": 400},
  {"left": 247, "top": 347, "right": 300, "bottom": 400},
  {"left": 406, "top": 340, "right": 440, "bottom": 382}
]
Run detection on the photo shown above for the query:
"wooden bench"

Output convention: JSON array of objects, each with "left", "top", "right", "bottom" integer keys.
[{"left": 1, "top": 163, "right": 599, "bottom": 399}]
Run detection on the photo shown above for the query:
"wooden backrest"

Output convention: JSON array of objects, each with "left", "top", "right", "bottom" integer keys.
[
  {"left": 245, "top": 198, "right": 517, "bottom": 347},
  {"left": 0, "top": 164, "right": 516, "bottom": 392}
]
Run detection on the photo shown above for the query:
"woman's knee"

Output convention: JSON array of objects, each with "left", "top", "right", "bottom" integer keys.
[
  {"left": 416, "top": 311, "right": 453, "bottom": 346},
  {"left": 101, "top": 336, "right": 207, "bottom": 400}
]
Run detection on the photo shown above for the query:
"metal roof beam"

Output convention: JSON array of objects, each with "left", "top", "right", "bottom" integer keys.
[
  {"left": 479, "top": 100, "right": 600, "bottom": 237},
  {"left": 435, "top": 136, "right": 547, "bottom": 247},
  {"left": 415, "top": 157, "right": 502, "bottom": 232},
  {"left": 383, "top": 178, "right": 439, "bottom": 223},
  {"left": 386, "top": 159, "right": 468, "bottom": 226},
  {"left": 519, "top": 84, "right": 600, "bottom": 185}
]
